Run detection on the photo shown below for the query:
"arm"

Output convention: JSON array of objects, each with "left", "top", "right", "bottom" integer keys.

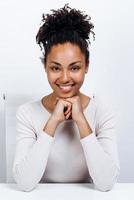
[
  {"left": 76, "top": 99, "right": 120, "bottom": 192},
  {"left": 12, "top": 104, "right": 58, "bottom": 192}
]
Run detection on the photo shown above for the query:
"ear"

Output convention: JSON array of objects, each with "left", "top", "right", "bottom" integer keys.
[
  {"left": 85, "top": 63, "right": 89, "bottom": 73},
  {"left": 44, "top": 64, "right": 47, "bottom": 72}
]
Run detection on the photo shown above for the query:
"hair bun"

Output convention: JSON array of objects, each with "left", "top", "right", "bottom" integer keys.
[{"left": 37, "top": 4, "right": 95, "bottom": 45}]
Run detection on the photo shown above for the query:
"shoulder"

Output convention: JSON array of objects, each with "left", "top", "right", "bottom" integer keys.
[
  {"left": 92, "top": 93, "right": 117, "bottom": 127},
  {"left": 93, "top": 94, "right": 115, "bottom": 113},
  {"left": 16, "top": 100, "right": 41, "bottom": 118}
]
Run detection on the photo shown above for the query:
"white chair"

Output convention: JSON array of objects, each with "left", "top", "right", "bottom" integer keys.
[{"left": 0, "top": 93, "right": 6, "bottom": 183}]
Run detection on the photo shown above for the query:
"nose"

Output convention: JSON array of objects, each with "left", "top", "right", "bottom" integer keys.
[{"left": 60, "top": 70, "right": 70, "bottom": 83}]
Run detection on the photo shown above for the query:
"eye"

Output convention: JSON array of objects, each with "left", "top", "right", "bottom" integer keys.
[
  {"left": 71, "top": 66, "right": 80, "bottom": 71},
  {"left": 51, "top": 66, "right": 60, "bottom": 72}
]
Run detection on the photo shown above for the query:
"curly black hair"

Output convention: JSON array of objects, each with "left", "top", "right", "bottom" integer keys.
[{"left": 36, "top": 4, "right": 95, "bottom": 65}]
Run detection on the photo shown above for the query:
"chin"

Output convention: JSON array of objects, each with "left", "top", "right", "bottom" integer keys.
[{"left": 58, "top": 92, "right": 79, "bottom": 99}]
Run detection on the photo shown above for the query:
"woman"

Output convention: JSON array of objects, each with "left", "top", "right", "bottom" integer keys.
[{"left": 12, "top": 4, "right": 120, "bottom": 192}]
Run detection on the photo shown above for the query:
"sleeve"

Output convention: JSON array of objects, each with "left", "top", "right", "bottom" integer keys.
[
  {"left": 12, "top": 104, "right": 54, "bottom": 192},
  {"left": 80, "top": 97, "right": 120, "bottom": 192}
]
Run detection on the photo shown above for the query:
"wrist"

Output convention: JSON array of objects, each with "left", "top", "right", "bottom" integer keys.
[
  {"left": 75, "top": 114, "right": 93, "bottom": 139},
  {"left": 75, "top": 113, "right": 85, "bottom": 123},
  {"left": 49, "top": 115, "right": 60, "bottom": 126},
  {"left": 43, "top": 116, "right": 59, "bottom": 137}
]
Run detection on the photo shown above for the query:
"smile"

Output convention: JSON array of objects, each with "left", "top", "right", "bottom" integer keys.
[{"left": 56, "top": 84, "right": 75, "bottom": 93}]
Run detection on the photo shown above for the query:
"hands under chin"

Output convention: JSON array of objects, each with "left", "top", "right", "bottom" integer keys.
[{"left": 62, "top": 95, "right": 85, "bottom": 122}]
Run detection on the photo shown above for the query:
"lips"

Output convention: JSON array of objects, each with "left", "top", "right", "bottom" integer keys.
[{"left": 56, "top": 84, "right": 75, "bottom": 93}]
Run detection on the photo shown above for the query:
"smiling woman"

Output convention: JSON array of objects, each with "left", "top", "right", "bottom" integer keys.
[{"left": 12, "top": 4, "right": 120, "bottom": 192}]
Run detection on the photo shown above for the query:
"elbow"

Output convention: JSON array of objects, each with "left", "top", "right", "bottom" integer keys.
[
  {"left": 14, "top": 177, "right": 37, "bottom": 192},
  {"left": 94, "top": 182, "right": 114, "bottom": 192},
  {"left": 18, "top": 183, "right": 37, "bottom": 192},
  {"left": 14, "top": 176, "right": 37, "bottom": 192},
  {"left": 94, "top": 164, "right": 120, "bottom": 192},
  {"left": 12, "top": 167, "right": 37, "bottom": 192}
]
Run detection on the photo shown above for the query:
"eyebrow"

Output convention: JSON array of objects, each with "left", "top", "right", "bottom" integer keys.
[{"left": 49, "top": 61, "right": 82, "bottom": 66}]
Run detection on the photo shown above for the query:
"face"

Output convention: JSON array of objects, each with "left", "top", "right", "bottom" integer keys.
[{"left": 45, "top": 42, "right": 89, "bottom": 99}]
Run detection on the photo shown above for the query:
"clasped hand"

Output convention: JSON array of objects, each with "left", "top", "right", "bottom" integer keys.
[{"left": 53, "top": 96, "right": 84, "bottom": 123}]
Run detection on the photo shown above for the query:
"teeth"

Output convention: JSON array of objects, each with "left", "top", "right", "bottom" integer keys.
[
  {"left": 59, "top": 85, "right": 74, "bottom": 89},
  {"left": 60, "top": 85, "right": 72, "bottom": 88},
  {"left": 58, "top": 84, "right": 74, "bottom": 87},
  {"left": 59, "top": 85, "right": 73, "bottom": 88}
]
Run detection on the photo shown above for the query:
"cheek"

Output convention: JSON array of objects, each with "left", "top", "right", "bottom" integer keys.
[
  {"left": 47, "top": 73, "right": 59, "bottom": 83},
  {"left": 72, "top": 72, "right": 85, "bottom": 83}
]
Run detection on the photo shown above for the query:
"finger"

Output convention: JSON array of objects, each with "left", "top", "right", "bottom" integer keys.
[
  {"left": 65, "top": 96, "right": 77, "bottom": 103},
  {"left": 58, "top": 99, "right": 72, "bottom": 114},
  {"left": 65, "top": 105, "right": 72, "bottom": 115},
  {"left": 64, "top": 103, "right": 72, "bottom": 115},
  {"left": 65, "top": 111, "right": 72, "bottom": 119},
  {"left": 64, "top": 106, "right": 68, "bottom": 113},
  {"left": 65, "top": 98, "right": 74, "bottom": 104}
]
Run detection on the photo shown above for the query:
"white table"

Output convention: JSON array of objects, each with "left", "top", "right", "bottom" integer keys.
[{"left": 0, "top": 183, "right": 134, "bottom": 200}]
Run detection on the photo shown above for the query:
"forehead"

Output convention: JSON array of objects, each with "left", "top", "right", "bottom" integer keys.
[{"left": 47, "top": 42, "right": 85, "bottom": 62}]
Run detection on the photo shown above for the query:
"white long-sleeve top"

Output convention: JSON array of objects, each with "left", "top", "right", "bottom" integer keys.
[{"left": 12, "top": 94, "right": 120, "bottom": 192}]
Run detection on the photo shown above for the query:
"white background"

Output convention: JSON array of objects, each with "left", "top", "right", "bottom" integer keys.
[{"left": 0, "top": 0, "right": 134, "bottom": 182}]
